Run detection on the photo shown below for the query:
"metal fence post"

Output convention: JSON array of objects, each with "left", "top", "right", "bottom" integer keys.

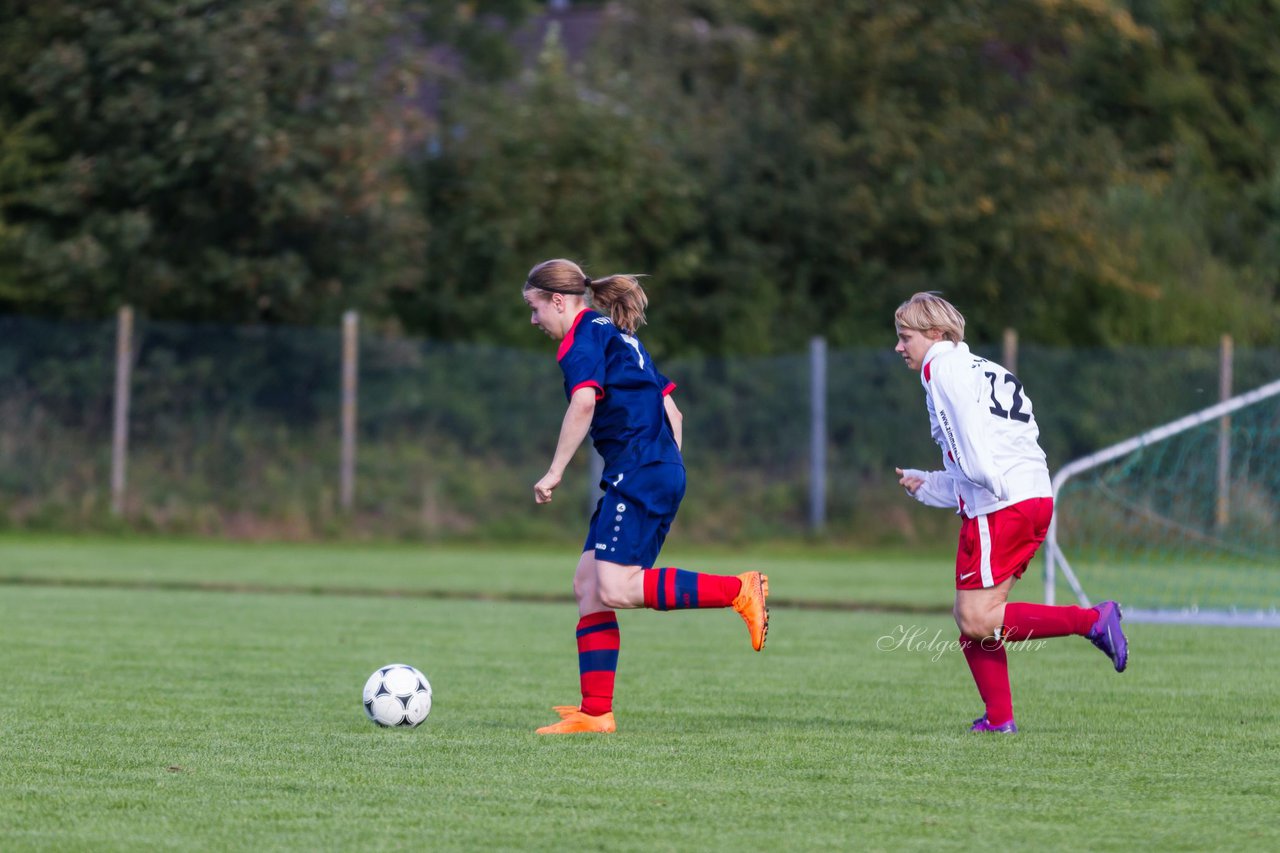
[
  {"left": 1216, "top": 333, "right": 1233, "bottom": 530},
  {"left": 809, "top": 336, "right": 827, "bottom": 533},
  {"left": 1002, "top": 327, "right": 1018, "bottom": 375},
  {"left": 340, "top": 311, "right": 359, "bottom": 512},
  {"left": 110, "top": 306, "right": 134, "bottom": 516}
]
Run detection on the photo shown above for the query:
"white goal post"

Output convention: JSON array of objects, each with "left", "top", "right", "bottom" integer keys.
[{"left": 1044, "top": 376, "right": 1280, "bottom": 627}]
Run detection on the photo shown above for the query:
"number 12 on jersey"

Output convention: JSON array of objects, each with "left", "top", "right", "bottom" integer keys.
[{"left": 985, "top": 371, "right": 1031, "bottom": 422}]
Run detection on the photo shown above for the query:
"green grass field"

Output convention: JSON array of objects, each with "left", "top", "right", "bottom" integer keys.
[{"left": 2, "top": 535, "right": 1278, "bottom": 850}]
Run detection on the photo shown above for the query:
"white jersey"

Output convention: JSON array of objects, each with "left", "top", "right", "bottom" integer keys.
[{"left": 903, "top": 340, "right": 1052, "bottom": 518}]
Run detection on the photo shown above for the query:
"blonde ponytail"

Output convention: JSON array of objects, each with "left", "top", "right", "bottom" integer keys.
[{"left": 588, "top": 274, "right": 648, "bottom": 334}]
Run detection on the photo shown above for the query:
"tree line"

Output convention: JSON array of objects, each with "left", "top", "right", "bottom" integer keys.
[{"left": 1, "top": 0, "right": 1276, "bottom": 357}]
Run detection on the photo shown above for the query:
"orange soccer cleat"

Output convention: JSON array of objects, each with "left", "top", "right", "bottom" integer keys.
[
  {"left": 732, "top": 571, "right": 770, "bottom": 651},
  {"left": 536, "top": 709, "right": 617, "bottom": 735}
]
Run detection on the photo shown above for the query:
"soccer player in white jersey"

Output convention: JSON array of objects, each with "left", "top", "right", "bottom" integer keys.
[{"left": 893, "top": 292, "right": 1127, "bottom": 733}]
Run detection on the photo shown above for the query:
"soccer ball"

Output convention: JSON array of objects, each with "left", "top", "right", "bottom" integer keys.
[{"left": 362, "top": 663, "right": 433, "bottom": 728}]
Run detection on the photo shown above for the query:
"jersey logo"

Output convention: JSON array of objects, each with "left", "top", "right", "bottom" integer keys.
[
  {"left": 959, "top": 571, "right": 977, "bottom": 581},
  {"left": 592, "top": 317, "right": 612, "bottom": 326}
]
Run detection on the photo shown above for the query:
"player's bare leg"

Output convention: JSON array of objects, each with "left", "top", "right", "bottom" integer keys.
[
  {"left": 595, "top": 560, "right": 646, "bottom": 609},
  {"left": 953, "top": 576, "right": 1016, "bottom": 641},
  {"left": 574, "top": 550, "right": 607, "bottom": 617}
]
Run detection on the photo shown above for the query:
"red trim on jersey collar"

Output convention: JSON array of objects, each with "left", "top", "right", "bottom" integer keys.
[
  {"left": 921, "top": 341, "right": 956, "bottom": 382},
  {"left": 556, "top": 308, "right": 592, "bottom": 362}
]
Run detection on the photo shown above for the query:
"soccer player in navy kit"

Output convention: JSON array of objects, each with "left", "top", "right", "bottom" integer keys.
[
  {"left": 522, "top": 258, "right": 769, "bottom": 735},
  {"left": 893, "top": 293, "right": 1127, "bottom": 733}
]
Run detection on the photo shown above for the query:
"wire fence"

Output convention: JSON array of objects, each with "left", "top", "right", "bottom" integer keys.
[{"left": 1, "top": 311, "right": 1277, "bottom": 543}]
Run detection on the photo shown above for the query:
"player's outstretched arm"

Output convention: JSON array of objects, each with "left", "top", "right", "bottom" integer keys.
[
  {"left": 895, "top": 467, "right": 958, "bottom": 509},
  {"left": 896, "top": 467, "right": 925, "bottom": 494},
  {"left": 535, "top": 386, "right": 597, "bottom": 504}
]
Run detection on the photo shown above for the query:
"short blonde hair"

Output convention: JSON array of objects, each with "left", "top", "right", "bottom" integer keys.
[{"left": 894, "top": 292, "right": 965, "bottom": 343}]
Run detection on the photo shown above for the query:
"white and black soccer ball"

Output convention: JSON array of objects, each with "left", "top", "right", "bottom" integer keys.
[{"left": 362, "top": 663, "right": 432, "bottom": 728}]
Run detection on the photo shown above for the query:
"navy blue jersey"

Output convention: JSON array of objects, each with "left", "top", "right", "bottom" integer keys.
[{"left": 557, "top": 309, "right": 682, "bottom": 475}]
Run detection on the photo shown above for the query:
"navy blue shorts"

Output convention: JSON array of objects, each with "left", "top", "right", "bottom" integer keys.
[{"left": 581, "top": 462, "right": 686, "bottom": 567}]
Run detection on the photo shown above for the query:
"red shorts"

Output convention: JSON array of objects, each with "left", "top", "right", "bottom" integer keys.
[{"left": 955, "top": 498, "right": 1054, "bottom": 590}]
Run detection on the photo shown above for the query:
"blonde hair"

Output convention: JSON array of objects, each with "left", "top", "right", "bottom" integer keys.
[
  {"left": 894, "top": 292, "right": 966, "bottom": 343},
  {"left": 524, "top": 258, "right": 649, "bottom": 334}
]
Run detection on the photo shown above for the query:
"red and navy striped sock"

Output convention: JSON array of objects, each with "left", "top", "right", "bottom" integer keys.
[
  {"left": 577, "top": 611, "right": 620, "bottom": 716},
  {"left": 641, "top": 567, "right": 742, "bottom": 610},
  {"left": 960, "top": 634, "right": 1013, "bottom": 727}
]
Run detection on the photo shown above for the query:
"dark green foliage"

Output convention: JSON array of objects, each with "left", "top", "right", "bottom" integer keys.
[
  {"left": 401, "top": 27, "right": 704, "bottom": 349},
  {"left": 0, "top": 0, "right": 428, "bottom": 323},
  {"left": 0, "top": 1, "right": 1276, "bottom": 348},
  {"left": 413, "top": 0, "right": 1279, "bottom": 352}
]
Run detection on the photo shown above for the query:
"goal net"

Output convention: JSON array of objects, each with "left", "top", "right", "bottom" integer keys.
[{"left": 1044, "top": 378, "right": 1280, "bottom": 626}]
